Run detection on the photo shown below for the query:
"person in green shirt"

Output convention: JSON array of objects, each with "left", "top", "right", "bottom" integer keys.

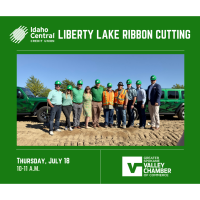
[
  {"left": 62, "top": 85, "right": 73, "bottom": 131},
  {"left": 72, "top": 80, "right": 84, "bottom": 129},
  {"left": 91, "top": 79, "right": 104, "bottom": 129}
]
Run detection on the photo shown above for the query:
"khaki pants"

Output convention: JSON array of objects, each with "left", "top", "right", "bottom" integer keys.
[
  {"left": 148, "top": 101, "right": 160, "bottom": 128},
  {"left": 92, "top": 101, "right": 102, "bottom": 126}
]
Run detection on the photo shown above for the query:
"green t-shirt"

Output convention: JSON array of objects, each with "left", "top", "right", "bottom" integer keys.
[
  {"left": 72, "top": 88, "right": 84, "bottom": 103},
  {"left": 91, "top": 86, "right": 104, "bottom": 101},
  {"left": 62, "top": 93, "right": 73, "bottom": 106},
  {"left": 47, "top": 89, "right": 62, "bottom": 105}
]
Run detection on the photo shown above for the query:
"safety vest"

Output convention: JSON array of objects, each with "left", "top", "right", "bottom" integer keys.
[
  {"left": 114, "top": 89, "right": 127, "bottom": 105},
  {"left": 102, "top": 90, "right": 114, "bottom": 106}
]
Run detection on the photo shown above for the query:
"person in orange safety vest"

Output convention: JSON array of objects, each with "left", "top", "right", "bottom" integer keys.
[
  {"left": 102, "top": 83, "right": 115, "bottom": 128},
  {"left": 114, "top": 82, "right": 128, "bottom": 129}
]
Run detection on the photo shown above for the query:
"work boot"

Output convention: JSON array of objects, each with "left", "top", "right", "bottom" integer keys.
[
  {"left": 122, "top": 125, "right": 126, "bottom": 129},
  {"left": 110, "top": 124, "right": 113, "bottom": 128},
  {"left": 104, "top": 125, "right": 108, "bottom": 128}
]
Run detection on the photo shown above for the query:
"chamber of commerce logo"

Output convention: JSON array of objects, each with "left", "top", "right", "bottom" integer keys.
[
  {"left": 122, "top": 157, "right": 143, "bottom": 176},
  {"left": 122, "top": 156, "right": 171, "bottom": 177},
  {"left": 10, "top": 26, "right": 28, "bottom": 44}
]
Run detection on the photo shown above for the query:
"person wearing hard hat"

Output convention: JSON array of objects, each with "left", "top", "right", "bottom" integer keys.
[
  {"left": 62, "top": 85, "right": 73, "bottom": 131},
  {"left": 126, "top": 79, "right": 137, "bottom": 128},
  {"left": 146, "top": 75, "right": 162, "bottom": 130},
  {"left": 72, "top": 80, "right": 84, "bottom": 129},
  {"left": 102, "top": 83, "right": 115, "bottom": 128},
  {"left": 47, "top": 80, "right": 63, "bottom": 136},
  {"left": 91, "top": 79, "right": 104, "bottom": 129},
  {"left": 114, "top": 82, "right": 128, "bottom": 129},
  {"left": 136, "top": 80, "right": 146, "bottom": 129}
]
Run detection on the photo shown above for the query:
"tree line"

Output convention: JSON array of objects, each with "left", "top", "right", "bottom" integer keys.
[
  {"left": 171, "top": 84, "right": 184, "bottom": 89},
  {"left": 25, "top": 76, "right": 184, "bottom": 97},
  {"left": 25, "top": 76, "right": 107, "bottom": 97}
]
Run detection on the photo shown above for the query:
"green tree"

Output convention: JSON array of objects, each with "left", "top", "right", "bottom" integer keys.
[
  {"left": 60, "top": 79, "right": 76, "bottom": 92},
  {"left": 38, "top": 87, "right": 51, "bottom": 97},
  {"left": 172, "top": 84, "right": 184, "bottom": 89},
  {"left": 25, "top": 76, "right": 44, "bottom": 96},
  {"left": 101, "top": 85, "right": 107, "bottom": 91}
]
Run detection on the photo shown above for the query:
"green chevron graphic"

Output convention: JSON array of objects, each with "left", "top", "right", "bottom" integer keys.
[{"left": 127, "top": 163, "right": 143, "bottom": 173}]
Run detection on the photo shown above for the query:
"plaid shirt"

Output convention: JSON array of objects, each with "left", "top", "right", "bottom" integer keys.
[{"left": 126, "top": 86, "right": 137, "bottom": 100}]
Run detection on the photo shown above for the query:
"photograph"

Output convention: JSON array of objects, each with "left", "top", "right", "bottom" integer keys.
[{"left": 17, "top": 54, "right": 184, "bottom": 146}]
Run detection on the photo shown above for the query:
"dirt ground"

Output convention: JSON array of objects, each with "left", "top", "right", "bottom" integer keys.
[{"left": 17, "top": 110, "right": 184, "bottom": 146}]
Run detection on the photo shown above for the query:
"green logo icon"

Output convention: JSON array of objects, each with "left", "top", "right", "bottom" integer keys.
[
  {"left": 127, "top": 163, "right": 143, "bottom": 173},
  {"left": 122, "top": 157, "right": 143, "bottom": 176}
]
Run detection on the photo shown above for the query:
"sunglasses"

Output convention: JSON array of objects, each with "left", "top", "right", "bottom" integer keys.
[
  {"left": 55, "top": 85, "right": 61, "bottom": 87},
  {"left": 78, "top": 84, "right": 82, "bottom": 86}
]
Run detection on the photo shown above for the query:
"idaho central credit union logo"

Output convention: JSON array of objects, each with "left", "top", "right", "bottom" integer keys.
[
  {"left": 10, "top": 26, "right": 28, "bottom": 44},
  {"left": 122, "top": 157, "right": 143, "bottom": 176}
]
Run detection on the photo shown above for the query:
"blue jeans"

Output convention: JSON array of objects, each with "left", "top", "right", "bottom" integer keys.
[
  {"left": 127, "top": 100, "right": 135, "bottom": 126},
  {"left": 104, "top": 109, "right": 114, "bottom": 125},
  {"left": 137, "top": 102, "right": 146, "bottom": 127},
  {"left": 115, "top": 106, "right": 126, "bottom": 126},
  {"left": 49, "top": 105, "right": 62, "bottom": 131}
]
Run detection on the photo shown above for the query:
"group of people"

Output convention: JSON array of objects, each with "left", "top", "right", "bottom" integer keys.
[{"left": 47, "top": 75, "right": 162, "bottom": 136}]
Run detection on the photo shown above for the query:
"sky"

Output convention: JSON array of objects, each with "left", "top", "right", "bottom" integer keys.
[{"left": 17, "top": 54, "right": 184, "bottom": 90}]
